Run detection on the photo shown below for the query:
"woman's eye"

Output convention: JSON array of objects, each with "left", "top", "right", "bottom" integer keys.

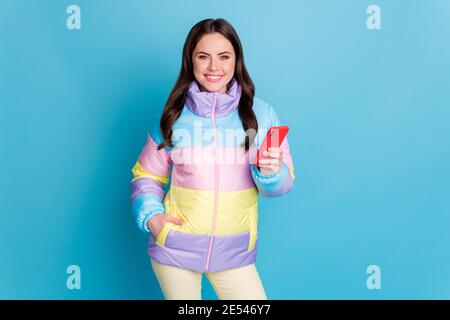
[
  {"left": 220, "top": 56, "right": 230, "bottom": 60},
  {"left": 199, "top": 55, "right": 207, "bottom": 60}
]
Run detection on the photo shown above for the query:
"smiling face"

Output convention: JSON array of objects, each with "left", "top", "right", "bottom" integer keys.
[{"left": 192, "top": 32, "right": 236, "bottom": 93}]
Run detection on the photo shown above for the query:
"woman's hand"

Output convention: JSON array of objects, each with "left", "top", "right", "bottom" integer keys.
[
  {"left": 258, "top": 147, "right": 283, "bottom": 175},
  {"left": 147, "top": 213, "right": 184, "bottom": 238}
]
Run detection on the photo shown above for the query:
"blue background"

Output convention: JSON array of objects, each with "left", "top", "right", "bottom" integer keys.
[{"left": 1, "top": 0, "right": 449, "bottom": 299}]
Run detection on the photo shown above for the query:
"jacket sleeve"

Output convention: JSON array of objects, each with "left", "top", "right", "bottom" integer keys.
[
  {"left": 130, "top": 125, "right": 171, "bottom": 232},
  {"left": 250, "top": 105, "right": 296, "bottom": 197}
]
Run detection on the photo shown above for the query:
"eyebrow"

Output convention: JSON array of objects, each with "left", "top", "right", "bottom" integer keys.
[{"left": 195, "top": 51, "right": 232, "bottom": 56}]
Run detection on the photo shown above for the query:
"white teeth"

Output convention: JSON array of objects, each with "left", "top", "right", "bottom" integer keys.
[{"left": 206, "top": 75, "right": 222, "bottom": 79}]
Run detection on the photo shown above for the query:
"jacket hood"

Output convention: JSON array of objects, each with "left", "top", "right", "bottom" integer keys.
[{"left": 185, "top": 77, "right": 242, "bottom": 118}]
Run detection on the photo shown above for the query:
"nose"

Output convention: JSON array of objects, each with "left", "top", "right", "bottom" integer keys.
[{"left": 208, "top": 57, "right": 219, "bottom": 71}]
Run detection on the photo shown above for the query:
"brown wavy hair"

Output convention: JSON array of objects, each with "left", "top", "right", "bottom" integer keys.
[{"left": 157, "top": 18, "right": 258, "bottom": 152}]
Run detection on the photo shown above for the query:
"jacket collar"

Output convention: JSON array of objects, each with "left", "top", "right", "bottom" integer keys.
[{"left": 185, "top": 77, "right": 242, "bottom": 118}]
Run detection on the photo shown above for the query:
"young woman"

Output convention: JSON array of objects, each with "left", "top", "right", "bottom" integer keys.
[{"left": 130, "top": 18, "right": 296, "bottom": 300}]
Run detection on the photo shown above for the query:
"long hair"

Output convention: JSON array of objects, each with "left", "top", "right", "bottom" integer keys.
[{"left": 157, "top": 18, "right": 258, "bottom": 152}]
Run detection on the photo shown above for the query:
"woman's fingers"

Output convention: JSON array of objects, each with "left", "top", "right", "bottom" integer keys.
[
  {"left": 166, "top": 215, "right": 184, "bottom": 225},
  {"left": 258, "top": 147, "right": 283, "bottom": 173},
  {"left": 262, "top": 151, "right": 280, "bottom": 159},
  {"left": 258, "top": 158, "right": 279, "bottom": 165},
  {"left": 258, "top": 163, "right": 280, "bottom": 172},
  {"left": 263, "top": 148, "right": 281, "bottom": 159}
]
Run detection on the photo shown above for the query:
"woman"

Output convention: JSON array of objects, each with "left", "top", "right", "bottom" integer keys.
[{"left": 130, "top": 18, "right": 296, "bottom": 300}]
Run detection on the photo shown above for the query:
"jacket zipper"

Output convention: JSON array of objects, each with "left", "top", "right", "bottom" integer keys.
[{"left": 205, "top": 92, "right": 219, "bottom": 272}]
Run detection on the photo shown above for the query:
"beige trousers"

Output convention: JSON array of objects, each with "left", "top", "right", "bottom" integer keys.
[{"left": 150, "top": 258, "right": 268, "bottom": 300}]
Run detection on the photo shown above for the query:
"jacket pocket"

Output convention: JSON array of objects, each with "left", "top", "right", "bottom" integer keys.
[
  {"left": 247, "top": 204, "right": 258, "bottom": 252},
  {"left": 155, "top": 222, "right": 174, "bottom": 247}
]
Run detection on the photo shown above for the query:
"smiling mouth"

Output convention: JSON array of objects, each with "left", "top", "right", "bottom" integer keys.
[{"left": 205, "top": 75, "right": 224, "bottom": 82}]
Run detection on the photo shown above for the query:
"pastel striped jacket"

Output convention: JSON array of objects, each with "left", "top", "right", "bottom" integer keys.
[{"left": 130, "top": 78, "right": 296, "bottom": 273}]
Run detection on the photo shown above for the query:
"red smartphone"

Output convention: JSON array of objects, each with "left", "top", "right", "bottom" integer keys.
[{"left": 253, "top": 126, "right": 289, "bottom": 165}]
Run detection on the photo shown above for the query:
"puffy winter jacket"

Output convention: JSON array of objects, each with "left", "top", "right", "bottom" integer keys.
[{"left": 130, "top": 78, "right": 296, "bottom": 273}]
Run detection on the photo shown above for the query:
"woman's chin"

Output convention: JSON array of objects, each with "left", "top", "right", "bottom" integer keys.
[{"left": 201, "top": 82, "right": 227, "bottom": 93}]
